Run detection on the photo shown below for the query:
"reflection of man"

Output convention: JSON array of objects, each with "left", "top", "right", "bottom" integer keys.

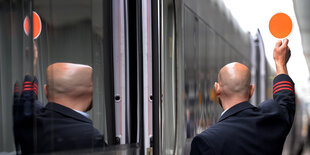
[
  {"left": 190, "top": 39, "right": 295, "bottom": 154},
  {"left": 19, "top": 63, "right": 106, "bottom": 154}
]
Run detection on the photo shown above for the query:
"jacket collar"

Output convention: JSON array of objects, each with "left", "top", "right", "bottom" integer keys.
[
  {"left": 45, "top": 102, "right": 92, "bottom": 124},
  {"left": 218, "top": 101, "right": 255, "bottom": 122}
]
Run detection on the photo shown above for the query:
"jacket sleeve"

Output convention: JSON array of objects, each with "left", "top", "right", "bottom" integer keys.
[
  {"left": 190, "top": 137, "right": 202, "bottom": 155},
  {"left": 190, "top": 135, "right": 214, "bottom": 155},
  {"left": 273, "top": 74, "right": 295, "bottom": 126}
]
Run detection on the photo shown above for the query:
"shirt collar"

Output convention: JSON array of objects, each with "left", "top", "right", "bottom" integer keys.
[
  {"left": 221, "top": 109, "right": 229, "bottom": 116},
  {"left": 73, "top": 109, "right": 89, "bottom": 118},
  {"left": 218, "top": 101, "right": 255, "bottom": 122}
]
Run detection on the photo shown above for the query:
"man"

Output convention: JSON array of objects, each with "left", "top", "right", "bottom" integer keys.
[
  {"left": 190, "top": 39, "right": 295, "bottom": 155},
  {"left": 16, "top": 63, "right": 106, "bottom": 154}
]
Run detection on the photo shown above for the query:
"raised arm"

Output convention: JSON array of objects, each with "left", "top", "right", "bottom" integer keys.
[
  {"left": 273, "top": 39, "right": 295, "bottom": 126},
  {"left": 33, "top": 40, "right": 38, "bottom": 77}
]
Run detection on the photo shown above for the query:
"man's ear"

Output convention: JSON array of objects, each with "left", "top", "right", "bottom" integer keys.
[
  {"left": 248, "top": 84, "right": 255, "bottom": 99},
  {"left": 214, "top": 82, "right": 221, "bottom": 97},
  {"left": 44, "top": 84, "right": 48, "bottom": 99}
]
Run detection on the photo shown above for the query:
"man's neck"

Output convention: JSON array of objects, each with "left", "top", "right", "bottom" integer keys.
[
  {"left": 222, "top": 98, "right": 248, "bottom": 111},
  {"left": 48, "top": 98, "right": 86, "bottom": 112}
]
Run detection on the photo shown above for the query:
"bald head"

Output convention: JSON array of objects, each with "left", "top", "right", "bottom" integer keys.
[
  {"left": 45, "top": 63, "right": 93, "bottom": 111},
  {"left": 216, "top": 62, "right": 253, "bottom": 99}
]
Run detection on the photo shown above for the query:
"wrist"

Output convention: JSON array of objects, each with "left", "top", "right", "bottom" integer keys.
[{"left": 275, "top": 64, "right": 288, "bottom": 75}]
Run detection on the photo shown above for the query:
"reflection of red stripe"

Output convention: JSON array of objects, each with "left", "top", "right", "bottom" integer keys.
[
  {"left": 14, "top": 85, "right": 20, "bottom": 93},
  {"left": 273, "top": 81, "right": 292, "bottom": 88},
  {"left": 273, "top": 84, "right": 293, "bottom": 91},
  {"left": 23, "top": 87, "right": 33, "bottom": 89},
  {"left": 23, "top": 88, "right": 33, "bottom": 91},
  {"left": 273, "top": 87, "right": 294, "bottom": 94},
  {"left": 33, "top": 83, "right": 38, "bottom": 89}
]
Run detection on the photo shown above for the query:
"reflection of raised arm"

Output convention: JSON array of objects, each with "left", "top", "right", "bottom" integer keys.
[
  {"left": 273, "top": 39, "right": 291, "bottom": 75},
  {"left": 33, "top": 41, "right": 38, "bottom": 76}
]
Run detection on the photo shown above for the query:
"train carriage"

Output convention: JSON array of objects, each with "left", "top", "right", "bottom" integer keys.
[{"left": 0, "top": 0, "right": 304, "bottom": 154}]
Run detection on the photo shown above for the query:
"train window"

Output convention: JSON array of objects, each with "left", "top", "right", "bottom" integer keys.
[
  {"left": 0, "top": 0, "right": 142, "bottom": 153},
  {"left": 1, "top": 0, "right": 148, "bottom": 153},
  {"left": 32, "top": 0, "right": 114, "bottom": 147},
  {"left": 206, "top": 28, "right": 217, "bottom": 77},
  {"left": 223, "top": 43, "right": 231, "bottom": 65},
  {"left": 184, "top": 7, "right": 199, "bottom": 140}
]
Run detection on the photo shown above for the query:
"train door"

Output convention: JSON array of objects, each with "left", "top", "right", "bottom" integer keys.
[
  {"left": 112, "top": 0, "right": 128, "bottom": 145},
  {"left": 141, "top": 0, "right": 153, "bottom": 154},
  {"left": 113, "top": 0, "right": 153, "bottom": 154},
  {"left": 112, "top": 0, "right": 154, "bottom": 154}
]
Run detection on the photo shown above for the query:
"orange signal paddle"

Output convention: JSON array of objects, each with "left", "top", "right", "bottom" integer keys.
[
  {"left": 24, "top": 11, "right": 42, "bottom": 39},
  {"left": 269, "top": 13, "right": 292, "bottom": 39}
]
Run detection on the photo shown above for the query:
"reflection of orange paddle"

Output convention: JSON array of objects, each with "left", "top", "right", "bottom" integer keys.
[
  {"left": 269, "top": 13, "right": 292, "bottom": 39},
  {"left": 24, "top": 11, "right": 42, "bottom": 39}
]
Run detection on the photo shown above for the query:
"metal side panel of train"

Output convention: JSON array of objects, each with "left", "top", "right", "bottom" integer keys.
[{"left": 152, "top": 0, "right": 291, "bottom": 154}]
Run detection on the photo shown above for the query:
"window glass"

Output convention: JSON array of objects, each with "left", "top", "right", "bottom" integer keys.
[
  {"left": 0, "top": 0, "right": 115, "bottom": 153},
  {"left": 33, "top": 0, "right": 110, "bottom": 139},
  {"left": 0, "top": 0, "right": 31, "bottom": 152}
]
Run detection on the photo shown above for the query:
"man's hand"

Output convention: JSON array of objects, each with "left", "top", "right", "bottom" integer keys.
[{"left": 273, "top": 39, "right": 291, "bottom": 75}]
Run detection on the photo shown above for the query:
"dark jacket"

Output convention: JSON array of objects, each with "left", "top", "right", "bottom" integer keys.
[
  {"left": 20, "top": 102, "right": 105, "bottom": 154},
  {"left": 190, "top": 74, "right": 295, "bottom": 155}
]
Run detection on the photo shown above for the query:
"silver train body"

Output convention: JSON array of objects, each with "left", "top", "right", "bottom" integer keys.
[
  {"left": 0, "top": 0, "right": 305, "bottom": 154},
  {"left": 155, "top": 0, "right": 305, "bottom": 154}
]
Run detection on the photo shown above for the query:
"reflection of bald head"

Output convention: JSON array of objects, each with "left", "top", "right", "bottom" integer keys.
[
  {"left": 46, "top": 63, "right": 93, "bottom": 102},
  {"left": 218, "top": 62, "right": 251, "bottom": 97}
]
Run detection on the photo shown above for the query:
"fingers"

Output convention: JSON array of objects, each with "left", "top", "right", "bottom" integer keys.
[
  {"left": 275, "top": 39, "right": 289, "bottom": 49},
  {"left": 275, "top": 40, "right": 282, "bottom": 48},
  {"left": 279, "top": 39, "right": 289, "bottom": 50},
  {"left": 283, "top": 38, "right": 289, "bottom": 46}
]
